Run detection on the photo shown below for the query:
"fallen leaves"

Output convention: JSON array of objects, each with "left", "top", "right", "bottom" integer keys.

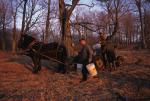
[{"left": 0, "top": 50, "right": 150, "bottom": 100}]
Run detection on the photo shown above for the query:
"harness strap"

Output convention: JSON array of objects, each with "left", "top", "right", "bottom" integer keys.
[
  {"left": 19, "top": 40, "right": 67, "bottom": 65},
  {"left": 31, "top": 48, "right": 66, "bottom": 65},
  {"left": 18, "top": 40, "right": 40, "bottom": 55},
  {"left": 28, "top": 40, "right": 37, "bottom": 49}
]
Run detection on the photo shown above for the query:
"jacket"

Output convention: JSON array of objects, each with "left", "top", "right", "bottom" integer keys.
[{"left": 78, "top": 44, "right": 93, "bottom": 63}]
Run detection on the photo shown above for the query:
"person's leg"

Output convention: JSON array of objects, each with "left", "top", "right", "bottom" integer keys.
[
  {"left": 61, "top": 64, "right": 66, "bottom": 73},
  {"left": 81, "top": 64, "right": 88, "bottom": 81}
]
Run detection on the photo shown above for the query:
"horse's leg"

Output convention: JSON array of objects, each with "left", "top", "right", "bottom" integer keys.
[
  {"left": 58, "top": 63, "right": 66, "bottom": 73},
  {"left": 57, "top": 45, "right": 67, "bottom": 73},
  {"left": 57, "top": 56, "right": 67, "bottom": 73},
  {"left": 37, "top": 58, "right": 41, "bottom": 71},
  {"left": 62, "top": 63, "right": 67, "bottom": 73},
  {"left": 31, "top": 55, "right": 39, "bottom": 73}
]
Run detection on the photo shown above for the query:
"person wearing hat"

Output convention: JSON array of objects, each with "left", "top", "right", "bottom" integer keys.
[{"left": 77, "top": 38, "right": 93, "bottom": 82}]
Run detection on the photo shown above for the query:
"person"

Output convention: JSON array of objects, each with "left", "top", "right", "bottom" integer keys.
[
  {"left": 99, "top": 32, "right": 117, "bottom": 71},
  {"left": 99, "top": 32, "right": 107, "bottom": 68},
  {"left": 77, "top": 38, "right": 93, "bottom": 82}
]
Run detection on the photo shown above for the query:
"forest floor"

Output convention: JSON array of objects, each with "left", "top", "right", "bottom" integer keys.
[{"left": 0, "top": 50, "right": 150, "bottom": 101}]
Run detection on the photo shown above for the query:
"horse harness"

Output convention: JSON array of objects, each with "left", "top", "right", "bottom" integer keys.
[
  {"left": 24, "top": 40, "right": 66, "bottom": 65},
  {"left": 19, "top": 40, "right": 41, "bottom": 55}
]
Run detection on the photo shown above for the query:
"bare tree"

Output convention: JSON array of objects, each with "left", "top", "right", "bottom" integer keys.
[
  {"left": 134, "top": 0, "right": 147, "bottom": 48},
  {"left": 143, "top": 0, "right": 150, "bottom": 48},
  {"left": 20, "top": 0, "right": 28, "bottom": 35},
  {"left": 20, "top": 0, "right": 43, "bottom": 35},
  {"left": 59, "top": 0, "right": 79, "bottom": 56},
  {"left": 121, "top": 12, "right": 134, "bottom": 46},
  {"left": 0, "top": 0, "right": 12, "bottom": 50},
  {"left": 11, "top": 0, "right": 23, "bottom": 53},
  {"left": 44, "top": 0, "right": 51, "bottom": 43},
  {"left": 96, "top": 0, "right": 130, "bottom": 40}
]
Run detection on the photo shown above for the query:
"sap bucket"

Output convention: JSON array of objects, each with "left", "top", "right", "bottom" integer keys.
[
  {"left": 86, "top": 63, "right": 97, "bottom": 76},
  {"left": 77, "top": 64, "right": 83, "bottom": 72}
]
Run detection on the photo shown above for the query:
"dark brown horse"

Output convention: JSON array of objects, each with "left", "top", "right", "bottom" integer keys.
[{"left": 18, "top": 34, "right": 68, "bottom": 73}]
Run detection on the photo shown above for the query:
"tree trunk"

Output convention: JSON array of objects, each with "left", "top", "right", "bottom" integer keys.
[
  {"left": 2, "top": 15, "right": 6, "bottom": 51},
  {"left": 2, "top": 28, "right": 6, "bottom": 51},
  {"left": 135, "top": 0, "right": 147, "bottom": 48},
  {"left": 12, "top": 14, "right": 17, "bottom": 53},
  {"left": 139, "top": 6, "right": 146, "bottom": 48},
  {"left": 63, "top": 19, "right": 74, "bottom": 56},
  {"left": 45, "top": 0, "right": 51, "bottom": 43},
  {"left": 60, "top": 10, "right": 74, "bottom": 56},
  {"left": 20, "top": 0, "right": 28, "bottom": 35},
  {"left": 144, "top": 9, "right": 150, "bottom": 48},
  {"left": 59, "top": 0, "right": 79, "bottom": 56}
]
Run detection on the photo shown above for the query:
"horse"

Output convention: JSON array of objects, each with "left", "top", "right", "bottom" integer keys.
[{"left": 18, "top": 34, "right": 68, "bottom": 73}]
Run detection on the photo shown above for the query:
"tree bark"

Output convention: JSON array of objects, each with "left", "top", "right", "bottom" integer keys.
[
  {"left": 59, "top": 0, "right": 79, "bottom": 56},
  {"left": 2, "top": 13, "right": 6, "bottom": 51},
  {"left": 20, "top": 0, "right": 28, "bottom": 35},
  {"left": 12, "top": 14, "right": 17, "bottom": 53},
  {"left": 139, "top": 4, "right": 146, "bottom": 48},
  {"left": 135, "top": 0, "right": 147, "bottom": 48},
  {"left": 45, "top": 0, "right": 51, "bottom": 43}
]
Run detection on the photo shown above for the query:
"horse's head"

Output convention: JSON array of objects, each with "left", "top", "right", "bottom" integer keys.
[{"left": 18, "top": 34, "right": 36, "bottom": 50}]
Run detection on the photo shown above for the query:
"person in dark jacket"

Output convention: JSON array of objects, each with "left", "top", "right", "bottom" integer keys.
[
  {"left": 78, "top": 38, "right": 93, "bottom": 82},
  {"left": 99, "top": 32, "right": 117, "bottom": 71}
]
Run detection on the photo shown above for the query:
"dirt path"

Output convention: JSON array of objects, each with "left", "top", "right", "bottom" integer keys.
[{"left": 0, "top": 50, "right": 150, "bottom": 101}]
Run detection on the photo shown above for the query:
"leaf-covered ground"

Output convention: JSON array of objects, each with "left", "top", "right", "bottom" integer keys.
[{"left": 0, "top": 50, "right": 150, "bottom": 101}]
